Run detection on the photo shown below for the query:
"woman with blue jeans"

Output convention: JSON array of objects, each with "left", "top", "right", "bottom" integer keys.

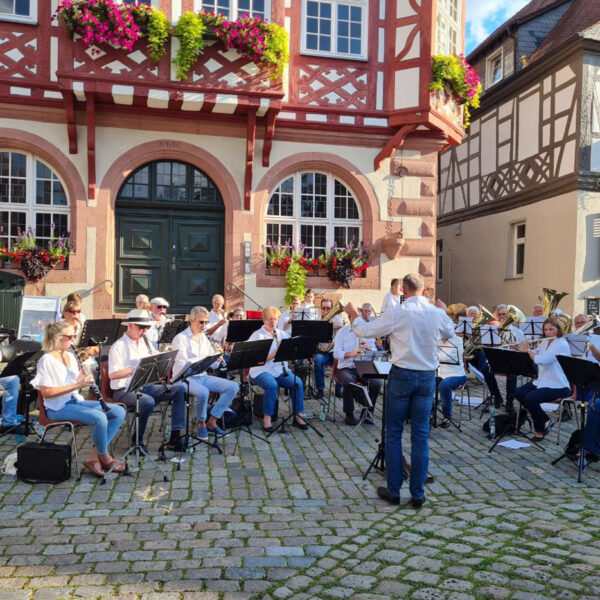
[
  {"left": 0, "top": 375, "right": 21, "bottom": 432},
  {"left": 31, "top": 321, "right": 126, "bottom": 477},
  {"left": 248, "top": 306, "right": 307, "bottom": 433},
  {"left": 515, "top": 317, "right": 571, "bottom": 440},
  {"left": 437, "top": 334, "right": 467, "bottom": 427}
]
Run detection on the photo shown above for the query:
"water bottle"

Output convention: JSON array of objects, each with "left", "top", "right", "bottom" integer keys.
[
  {"left": 489, "top": 402, "right": 496, "bottom": 439},
  {"left": 319, "top": 402, "right": 326, "bottom": 422},
  {"left": 32, "top": 417, "right": 44, "bottom": 438}
]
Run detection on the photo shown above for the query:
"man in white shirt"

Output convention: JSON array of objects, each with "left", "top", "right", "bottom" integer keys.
[
  {"left": 146, "top": 297, "right": 170, "bottom": 349},
  {"left": 333, "top": 323, "right": 381, "bottom": 425},
  {"left": 278, "top": 295, "right": 303, "bottom": 332},
  {"left": 109, "top": 309, "right": 187, "bottom": 452},
  {"left": 313, "top": 298, "right": 344, "bottom": 399},
  {"left": 207, "top": 294, "right": 228, "bottom": 344},
  {"left": 346, "top": 273, "right": 455, "bottom": 508}
]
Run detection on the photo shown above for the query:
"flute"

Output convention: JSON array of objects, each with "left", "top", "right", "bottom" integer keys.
[{"left": 71, "top": 344, "right": 110, "bottom": 413}]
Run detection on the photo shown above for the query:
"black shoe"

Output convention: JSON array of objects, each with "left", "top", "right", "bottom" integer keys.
[
  {"left": 494, "top": 399, "right": 504, "bottom": 409},
  {"left": 360, "top": 410, "right": 375, "bottom": 425},
  {"left": 345, "top": 414, "right": 358, "bottom": 426},
  {"left": 335, "top": 386, "right": 343, "bottom": 398},
  {"left": 410, "top": 497, "right": 426, "bottom": 509},
  {"left": 377, "top": 486, "right": 400, "bottom": 505},
  {"left": 440, "top": 417, "right": 451, "bottom": 429},
  {"left": 316, "top": 389, "right": 324, "bottom": 400},
  {"left": 263, "top": 425, "right": 274, "bottom": 434},
  {"left": 166, "top": 435, "right": 186, "bottom": 452},
  {"left": 0, "top": 423, "right": 26, "bottom": 434},
  {"left": 585, "top": 452, "right": 598, "bottom": 463},
  {"left": 292, "top": 419, "right": 308, "bottom": 430}
]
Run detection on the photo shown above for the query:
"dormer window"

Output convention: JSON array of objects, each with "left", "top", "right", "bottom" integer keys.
[
  {"left": 0, "top": 0, "right": 37, "bottom": 23},
  {"left": 487, "top": 49, "right": 503, "bottom": 89},
  {"left": 302, "top": 0, "right": 368, "bottom": 60},
  {"left": 200, "top": 0, "right": 269, "bottom": 20}
]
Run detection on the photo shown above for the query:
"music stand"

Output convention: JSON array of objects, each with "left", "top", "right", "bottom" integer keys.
[
  {"left": 433, "top": 342, "right": 461, "bottom": 431},
  {"left": 108, "top": 350, "right": 178, "bottom": 483},
  {"left": 225, "top": 339, "right": 272, "bottom": 453},
  {"left": 483, "top": 348, "right": 542, "bottom": 453},
  {"left": 79, "top": 319, "right": 122, "bottom": 348},
  {"left": 477, "top": 327, "right": 502, "bottom": 415},
  {"left": 520, "top": 318, "right": 544, "bottom": 341},
  {"left": 271, "top": 336, "right": 323, "bottom": 437},
  {"left": 170, "top": 354, "right": 223, "bottom": 466},
  {"left": 565, "top": 334, "right": 588, "bottom": 358},
  {"left": 456, "top": 317, "right": 472, "bottom": 336},
  {"left": 226, "top": 320, "right": 263, "bottom": 343},
  {"left": 552, "top": 356, "right": 600, "bottom": 482},
  {"left": 159, "top": 320, "right": 188, "bottom": 345}
]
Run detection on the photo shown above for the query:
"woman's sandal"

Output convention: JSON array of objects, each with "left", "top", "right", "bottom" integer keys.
[
  {"left": 440, "top": 417, "right": 451, "bottom": 429},
  {"left": 99, "top": 457, "right": 127, "bottom": 473},
  {"left": 83, "top": 459, "right": 105, "bottom": 477}
]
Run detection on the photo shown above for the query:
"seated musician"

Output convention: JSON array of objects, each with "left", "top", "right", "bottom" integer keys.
[
  {"left": 62, "top": 299, "right": 99, "bottom": 378},
  {"left": 496, "top": 304, "right": 525, "bottom": 413},
  {"left": 172, "top": 306, "right": 239, "bottom": 439},
  {"left": 437, "top": 334, "right": 467, "bottom": 428},
  {"left": 466, "top": 306, "right": 480, "bottom": 319},
  {"left": 278, "top": 295, "right": 303, "bottom": 332},
  {"left": 361, "top": 303, "right": 383, "bottom": 351},
  {"left": 515, "top": 317, "right": 571, "bottom": 440},
  {"left": 31, "top": 322, "right": 126, "bottom": 477},
  {"left": 109, "top": 309, "right": 187, "bottom": 452},
  {"left": 146, "top": 297, "right": 170, "bottom": 349},
  {"left": 573, "top": 314, "right": 589, "bottom": 331},
  {"left": 532, "top": 303, "right": 544, "bottom": 317},
  {"left": 380, "top": 278, "right": 402, "bottom": 314},
  {"left": 135, "top": 294, "right": 151, "bottom": 311},
  {"left": 230, "top": 307, "right": 246, "bottom": 320},
  {"left": 0, "top": 375, "right": 22, "bottom": 433},
  {"left": 248, "top": 306, "right": 308, "bottom": 433},
  {"left": 333, "top": 322, "right": 382, "bottom": 426},
  {"left": 313, "top": 298, "right": 344, "bottom": 399},
  {"left": 302, "top": 289, "right": 318, "bottom": 320},
  {"left": 66, "top": 292, "right": 87, "bottom": 325},
  {"left": 207, "top": 294, "right": 228, "bottom": 345},
  {"left": 222, "top": 307, "right": 246, "bottom": 356}
]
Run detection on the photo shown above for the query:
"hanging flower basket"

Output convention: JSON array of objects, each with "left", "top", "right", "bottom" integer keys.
[{"left": 382, "top": 232, "right": 406, "bottom": 260}]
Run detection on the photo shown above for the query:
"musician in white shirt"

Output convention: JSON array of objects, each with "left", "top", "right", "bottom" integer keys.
[
  {"left": 313, "top": 298, "right": 344, "bottom": 399},
  {"left": 172, "top": 306, "right": 239, "bottom": 439},
  {"left": 437, "top": 335, "right": 467, "bottom": 428},
  {"left": 496, "top": 304, "right": 525, "bottom": 413},
  {"left": 515, "top": 317, "right": 572, "bottom": 440},
  {"left": 333, "top": 324, "right": 382, "bottom": 426},
  {"left": 248, "top": 306, "right": 307, "bottom": 433},
  {"left": 109, "top": 309, "right": 187, "bottom": 451},
  {"left": 207, "top": 294, "right": 228, "bottom": 344},
  {"left": 302, "top": 289, "right": 318, "bottom": 320},
  {"left": 145, "top": 296, "right": 170, "bottom": 349},
  {"left": 380, "top": 278, "right": 403, "bottom": 314},
  {"left": 278, "top": 295, "right": 303, "bottom": 332},
  {"left": 346, "top": 273, "right": 455, "bottom": 508}
]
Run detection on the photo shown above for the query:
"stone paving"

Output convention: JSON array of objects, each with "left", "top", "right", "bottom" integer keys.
[{"left": 0, "top": 379, "right": 599, "bottom": 600}]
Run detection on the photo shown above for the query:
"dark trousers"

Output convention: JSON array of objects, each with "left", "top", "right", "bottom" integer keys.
[
  {"left": 336, "top": 367, "right": 382, "bottom": 415},
  {"left": 515, "top": 382, "right": 571, "bottom": 433},
  {"left": 471, "top": 349, "right": 516, "bottom": 405}
]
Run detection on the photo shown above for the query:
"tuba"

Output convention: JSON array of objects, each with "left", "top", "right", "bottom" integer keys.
[
  {"left": 446, "top": 303, "right": 467, "bottom": 323},
  {"left": 317, "top": 301, "right": 345, "bottom": 353},
  {"left": 463, "top": 304, "right": 495, "bottom": 361},
  {"left": 542, "top": 288, "right": 569, "bottom": 317},
  {"left": 498, "top": 305, "right": 525, "bottom": 346}
]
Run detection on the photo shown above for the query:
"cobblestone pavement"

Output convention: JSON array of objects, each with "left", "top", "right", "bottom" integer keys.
[{"left": 0, "top": 380, "right": 599, "bottom": 600}]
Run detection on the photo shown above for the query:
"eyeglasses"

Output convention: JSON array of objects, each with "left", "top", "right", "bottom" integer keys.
[
  {"left": 134, "top": 324, "right": 151, "bottom": 329},
  {"left": 69, "top": 310, "right": 81, "bottom": 314},
  {"left": 157, "top": 305, "right": 168, "bottom": 310},
  {"left": 197, "top": 320, "right": 209, "bottom": 325},
  {"left": 61, "top": 334, "right": 76, "bottom": 340}
]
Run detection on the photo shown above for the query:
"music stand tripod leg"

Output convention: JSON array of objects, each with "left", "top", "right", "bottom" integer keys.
[{"left": 363, "top": 380, "right": 386, "bottom": 479}]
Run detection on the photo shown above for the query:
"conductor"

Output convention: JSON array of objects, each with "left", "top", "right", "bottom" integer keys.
[{"left": 345, "top": 273, "right": 454, "bottom": 508}]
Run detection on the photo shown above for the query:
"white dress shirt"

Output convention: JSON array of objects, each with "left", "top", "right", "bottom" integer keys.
[
  {"left": 333, "top": 325, "right": 376, "bottom": 370},
  {"left": 533, "top": 337, "right": 571, "bottom": 389},
  {"left": 31, "top": 352, "right": 84, "bottom": 411},
  {"left": 146, "top": 316, "right": 168, "bottom": 349},
  {"left": 352, "top": 296, "right": 455, "bottom": 371},
  {"left": 437, "top": 335, "right": 466, "bottom": 379},
  {"left": 172, "top": 327, "right": 219, "bottom": 379},
  {"left": 586, "top": 333, "right": 600, "bottom": 365},
  {"left": 380, "top": 292, "right": 402, "bottom": 314},
  {"left": 108, "top": 333, "right": 154, "bottom": 390},
  {"left": 209, "top": 309, "right": 227, "bottom": 343},
  {"left": 248, "top": 326, "right": 289, "bottom": 379}
]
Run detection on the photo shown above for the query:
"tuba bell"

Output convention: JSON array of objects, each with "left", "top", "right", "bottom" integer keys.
[
  {"left": 498, "top": 305, "right": 526, "bottom": 345},
  {"left": 463, "top": 304, "right": 495, "bottom": 361},
  {"left": 542, "top": 288, "right": 569, "bottom": 317},
  {"left": 317, "top": 301, "right": 345, "bottom": 353}
]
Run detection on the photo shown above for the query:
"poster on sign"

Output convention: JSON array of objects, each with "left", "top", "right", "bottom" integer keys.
[{"left": 18, "top": 296, "right": 62, "bottom": 341}]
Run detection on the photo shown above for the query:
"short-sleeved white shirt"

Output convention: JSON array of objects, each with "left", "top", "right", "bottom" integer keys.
[
  {"left": 108, "top": 333, "right": 153, "bottom": 391},
  {"left": 31, "top": 352, "right": 84, "bottom": 411}
]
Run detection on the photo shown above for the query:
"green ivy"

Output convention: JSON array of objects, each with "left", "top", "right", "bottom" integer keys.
[
  {"left": 146, "top": 7, "right": 170, "bottom": 62},
  {"left": 173, "top": 12, "right": 206, "bottom": 81},
  {"left": 285, "top": 261, "right": 306, "bottom": 306},
  {"left": 263, "top": 23, "right": 289, "bottom": 79}
]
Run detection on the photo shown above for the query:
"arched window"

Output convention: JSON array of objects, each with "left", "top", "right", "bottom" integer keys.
[
  {"left": 0, "top": 151, "right": 69, "bottom": 248},
  {"left": 265, "top": 171, "right": 361, "bottom": 257}
]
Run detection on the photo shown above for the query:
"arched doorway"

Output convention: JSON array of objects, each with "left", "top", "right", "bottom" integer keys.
[{"left": 115, "top": 160, "right": 224, "bottom": 313}]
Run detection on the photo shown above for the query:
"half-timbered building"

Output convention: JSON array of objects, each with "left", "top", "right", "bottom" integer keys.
[
  {"left": 0, "top": 0, "right": 465, "bottom": 321},
  {"left": 437, "top": 0, "right": 600, "bottom": 315}
]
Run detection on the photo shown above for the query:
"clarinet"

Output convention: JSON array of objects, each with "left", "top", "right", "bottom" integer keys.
[
  {"left": 207, "top": 335, "right": 227, "bottom": 373},
  {"left": 272, "top": 329, "right": 288, "bottom": 376},
  {"left": 71, "top": 344, "right": 110, "bottom": 413}
]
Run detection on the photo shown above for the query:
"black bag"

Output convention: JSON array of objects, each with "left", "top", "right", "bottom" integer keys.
[
  {"left": 564, "top": 428, "right": 583, "bottom": 457},
  {"left": 483, "top": 411, "right": 528, "bottom": 438},
  {"left": 252, "top": 394, "right": 278, "bottom": 420},
  {"left": 16, "top": 442, "right": 71, "bottom": 483},
  {"left": 231, "top": 397, "right": 253, "bottom": 426}
]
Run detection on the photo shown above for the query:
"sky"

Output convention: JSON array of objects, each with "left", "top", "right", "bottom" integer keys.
[{"left": 465, "top": 0, "right": 531, "bottom": 54}]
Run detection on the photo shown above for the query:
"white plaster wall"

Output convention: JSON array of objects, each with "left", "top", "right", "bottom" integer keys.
[{"left": 574, "top": 190, "right": 600, "bottom": 314}]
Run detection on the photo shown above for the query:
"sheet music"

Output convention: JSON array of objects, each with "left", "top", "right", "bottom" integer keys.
[
  {"left": 349, "top": 382, "right": 373, "bottom": 407},
  {"left": 566, "top": 334, "right": 588, "bottom": 357},
  {"left": 479, "top": 325, "right": 502, "bottom": 346},
  {"left": 374, "top": 360, "right": 392, "bottom": 375},
  {"left": 520, "top": 317, "right": 545, "bottom": 341},
  {"left": 456, "top": 316, "right": 473, "bottom": 335}
]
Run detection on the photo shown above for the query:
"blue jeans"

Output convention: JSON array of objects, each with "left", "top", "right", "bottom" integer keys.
[
  {"left": 438, "top": 375, "right": 467, "bottom": 418},
  {"left": 46, "top": 398, "right": 125, "bottom": 455},
  {"left": 515, "top": 382, "right": 571, "bottom": 433},
  {"left": 187, "top": 374, "right": 239, "bottom": 422},
  {"left": 250, "top": 372, "right": 304, "bottom": 416},
  {"left": 114, "top": 382, "right": 186, "bottom": 439},
  {"left": 585, "top": 395, "right": 600, "bottom": 456},
  {"left": 385, "top": 366, "right": 435, "bottom": 500},
  {"left": 314, "top": 352, "right": 333, "bottom": 391},
  {"left": 0, "top": 375, "right": 20, "bottom": 425}
]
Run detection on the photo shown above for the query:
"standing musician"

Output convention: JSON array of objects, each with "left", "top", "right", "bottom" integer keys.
[
  {"left": 108, "top": 309, "right": 187, "bottom": 452},
  {"left": 514, "top": 317, "right": 571, "bottom": 440},
  {"left": 333, "top": 322, "right": 382, "bottom": 426},
  {"left": 31, "top": 321, "right": 126, "bottom": 477},
  {"left": 172, "top": 306, "right": 239, "bottom": 440},
  {"left": 313, "top": 298, "right": 344, "bottom": 399},
  {"left": 207, "top": 294, "right": 228, "bottom": 345},
  {"left": 302, "top": 289, "right": 318, "bottom": 320},
  {"left": 146, "top": 297, "right": 170, "bottom": 349},
  {"left": 496, "top": 304, "right": 525, "bottom": 413},
  {"left": 248, "top": 306, "right": 308, "bottom": 433},
  {"left": 437, "top": 334, "right": 467, "bottom": 428},
  {"left": 380, "top": 278, "right": 402, "bottom": 314},
  {"left": 346, "top": 273, "right": 455, "bottom": 508},
  {"left": 278, "top": 295, "right": 303, "bottom": 332}
]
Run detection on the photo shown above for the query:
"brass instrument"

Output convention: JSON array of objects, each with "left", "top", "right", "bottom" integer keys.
[
  {"left": 446, "top": 303, "right": 467, "bottom": 322},
  {"left": 497, "top": 305, "right": 526, "bottom": 346},
  {"left": 207, "top": 335, "right": 227, "bottom": 370},
  {"left": 573, "top": 313, "right": 600, "bottom": 335},
  {"left": 542, "top": 288, "right": 569, "bottom": 317},
  {"left": 317, "top": 301, "right": 345, "bottom": 353},
  {"left": 463, "top": 304, "right": 495, "bottom": 361},
  {"left": 71, "top": 344, "right": 110, "bottom": 413}
]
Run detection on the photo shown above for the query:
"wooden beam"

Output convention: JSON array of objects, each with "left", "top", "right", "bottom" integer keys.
[
  {"left": 61, "top": 89, "right": 77, "bottom": 154},
  {"left": 373, "top": 124, "right": 417, "bottom": 171},
  {"left": 262, "top": 109, "right": 277, "bottom": 167},
  {"left": 86, "top": 92, "right": 96, "bottom": 200},
  {"left": 244, "top": 109, "right": 257, "bottom": 211}
]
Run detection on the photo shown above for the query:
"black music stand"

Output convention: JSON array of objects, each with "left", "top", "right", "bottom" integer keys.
[
  {"left": 433, "top": 342, "right": 462, "bottom": 431},
  {"left": 159, "top": 320, "right": 188, "bottom": 345},
  {"left": 477, "top": 327, "right": 502, "bottom": 415},
  {"left": 108, "top": 350, "right": 178, "bottom": 483},
  {"left": 552, "top": 356, "right": 600, "bottom": 482},
  {"left": 270, "top": 336, "right": 323, "bottom": 437},
  {"left": 455, "top": 318, "right": 472, "bottom": 336},
  {"left": 226, "top": 320, "right": 263, "bottom": 343},
  {"left": 170, "top": 353, "right": 223, "bottom": 466},
  {"left": 483, "top": 348, "right": 542, "bottom": 453},
  {"left": 225, "top": 339, "right": 272, "bottom": 453},
  {"left": 79, "top": 319, "right": 122, "bottom": 348},
  {"left": 521, "top": 318, "right": 544, "bottom": 341}
]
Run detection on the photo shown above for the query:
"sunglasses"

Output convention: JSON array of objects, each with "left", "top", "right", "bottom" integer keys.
[
  {"left": 61, "top": 334, "right": 76, "bottom": 340},
  {"left": 157, "top": 305, "right": 168, "bottom": 310},
  {"left": 134, "top": 324, "right": 151, "bottom": 329},
  {"left": 69, "top": 310, "right": 81, "bottom": 314},
  {"left": 197, "top": 320, "right": 209, "bottom": 325}
]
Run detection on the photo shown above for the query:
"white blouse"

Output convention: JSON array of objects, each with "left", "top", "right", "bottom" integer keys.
[
  {"left": 31, "top": 352, "right": 84, "bottom": 411},
  {"left": 380, "top": 292, "right": 402, "bottom": 314},
  {"left": 248, "top": 326, "right": 289, "bottom": 379},
  {"left": 533, "top": 337, "right": 571, "bottom": 389}
]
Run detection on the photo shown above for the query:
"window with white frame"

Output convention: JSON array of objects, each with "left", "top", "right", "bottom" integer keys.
[
  {"left": 0, "top": 151, "right": 70, "bottom": 248},
  {"left": 436, "top": 239, "right": 443, "bottom": 282},
  {"left": 435, "top": 0, "right": 461, "bottom": 55},
  {"left": 265, "top": 172, "right": 361, "bottom": 258},
  {"left": 486, "top": 48, "right": 503, "bottom": 89},
  {"left": 591, "top": 96, "right": 600, "bottom": 172},
  {"left": 200, "top": 0, "right": 269, "bottom": 19},
  {"left": 508, "top": 222, "right": 526, "bottom": 278},
  {"left": 302, "top": 0, "right": 367, "bottom": 59},
  {"left": 0, "top": 0, "right": 37, "bottom": 23}
]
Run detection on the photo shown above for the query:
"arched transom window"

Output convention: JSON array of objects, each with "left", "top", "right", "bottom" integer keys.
[
  {"left": 265, "top": 171, "right": 361, "bottom": 257},
  {"left": 0, "top": 151, "right": 69, "bottom": 247}
]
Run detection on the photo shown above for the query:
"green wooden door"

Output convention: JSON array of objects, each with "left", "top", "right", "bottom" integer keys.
[
  {"left": 0, "top": 271, "right": 24, "bottom": 330},
  {"left": 115, "top": 161, "right": 224, "bottom": 313}
]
